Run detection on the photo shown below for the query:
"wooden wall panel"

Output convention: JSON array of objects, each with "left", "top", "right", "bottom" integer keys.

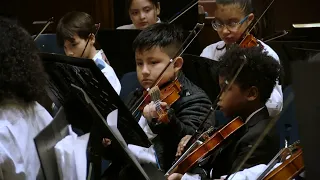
[{"left": 1, "top": 0, "right": 114, "bottom": 35}]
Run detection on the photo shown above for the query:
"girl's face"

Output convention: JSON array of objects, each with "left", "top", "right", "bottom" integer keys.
[
  {"left": 213, "top": 4, "right": 254, "bottom": 45},
  {"left": 129, "top": 0, "right": 160, "bottom": 30}
]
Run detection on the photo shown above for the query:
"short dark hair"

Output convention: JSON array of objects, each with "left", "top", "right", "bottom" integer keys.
[
  {"left": 127, "top": 0, "right": 160, "bottom": 11},
  {"left": 218, "top": 45, "right": 282, "bottom": 103},
  {"left": 132, "top": 22, "right": 184, "bottom": 58},
  {"left": 0, "top": 17, "right": 47, "bottom": 105},
  {"left": 216, "top": 0, "right": 253, "bottom": 15},
  {"left": 56, "top": 11, "right": 95, "bottom": 47}
]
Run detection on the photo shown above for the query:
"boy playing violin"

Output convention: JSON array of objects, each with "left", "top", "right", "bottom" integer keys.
[
  {"left": 169, "top": 46, "right": 282, "bottom": 180},
  {"left": 124, "top": 22, "right": 213, "bottom": 171}
]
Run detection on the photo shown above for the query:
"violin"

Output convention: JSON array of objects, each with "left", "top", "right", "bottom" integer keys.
[
  {"left": 258, "top": 141, "right": 304, "bottom": 180},
  {"left": 130, "top": 23, "right": 204, "bottom": 124},
  {"left": 165, "top": 116, "right": 244, "bottom": 176},
  {"left": 237, "top": 0, "right": 276, "bottom": 48},
  {"left": 138, "top": 79, "right": 182, "bottom": 124}
]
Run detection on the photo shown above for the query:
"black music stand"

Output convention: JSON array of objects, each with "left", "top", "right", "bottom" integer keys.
[
  {"left": 291, "top": 60, "right": 320, "bottom": 179},
  {"left": 96, "top": 29, "right": 141, "bottom": 79},
  {"left": 181, "top": 54, "right": 220, "bottom": 103},
  {"left": 39, "top": 52, "right": 153, "bottom": 179}
]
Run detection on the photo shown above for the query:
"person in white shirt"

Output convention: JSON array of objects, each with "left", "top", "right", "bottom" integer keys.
[
  {"left": 0, "top": 17, "right": 53, "bottom": 180},
  {"left": 117, "top": 0, "right": 161, "bottom": 30},
  {"left": 200, "top": 0, "right": 283, "bottom": 117},
  {"left": 56, "top": 11, "right": 121, "bottom": 94}
]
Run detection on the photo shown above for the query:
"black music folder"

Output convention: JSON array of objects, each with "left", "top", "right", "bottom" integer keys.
[
  {"left": 291, "top": 59, "right": 320, "bottom": 179},
  {"left": 39, "top": 52, "right": 151, "bottom": 148}
]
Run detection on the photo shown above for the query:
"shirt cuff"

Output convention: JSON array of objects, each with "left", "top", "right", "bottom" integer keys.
[{"left": 182, "top": 173, "right": 201, "bottom": 180}]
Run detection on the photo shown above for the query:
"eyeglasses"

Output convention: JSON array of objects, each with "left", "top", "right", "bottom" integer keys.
[{"left": 211, "top": 15, "right": 249, "bottom": 31}]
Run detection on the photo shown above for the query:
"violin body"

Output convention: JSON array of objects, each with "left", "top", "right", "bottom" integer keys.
[
  {"left": 239, "top": 34, "right": 258, "bottom": 48},
  {"left": 138, "top": 79, "right": 182, "bottom": 123},
  {"left": 166, "top": 116, "right": 244, "bottom": 176},
  {"left": 263, "top": 148, "right": 304, "bottom": 180}
]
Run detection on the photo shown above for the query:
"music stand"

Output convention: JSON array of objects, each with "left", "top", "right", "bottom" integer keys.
[
  {"left": 39, "top": 52, "right": 152, "bottom": 178},
  {"left": 181, "top": 54, "right": 220, "bottom": 103},
  {"left": 96, "top": 29, "right": 141, "bottom": 79},
  {"left": 34, "top": 107, "right": 69, "bottom": 180},
  {"left": 291, "top": 60, "right": 320, "bottom": 179}
]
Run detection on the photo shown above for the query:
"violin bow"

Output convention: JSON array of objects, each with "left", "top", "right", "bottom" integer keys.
[
  {"left": 130, "top": 23, "right": 205, "bottom": 116},
  {"left": 169, "top": 0, "right": 198, "bottom": 24},
  {"left": 33, "top": 17, "right": 54, "bottom": 41},
  {"left": 238, "top": 0, "right": 275, "bottom": 45},
  {"left": 80, "top": 23, "right": 101, "bottom": 58}
]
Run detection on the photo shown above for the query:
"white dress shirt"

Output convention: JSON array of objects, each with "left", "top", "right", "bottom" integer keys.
[
  {"left": 93, "top": 49, "right": 121, "bottom": 95},
  {"left": 0, "top": 102, "right": 53, "bottom": 180},
  {"left": 200, "top": 41, "right": 283, "bottom": 117}
]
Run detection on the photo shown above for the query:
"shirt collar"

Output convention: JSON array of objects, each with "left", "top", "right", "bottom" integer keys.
[{"left": 245, "top": 107, "right": 264, "bottom": 123}]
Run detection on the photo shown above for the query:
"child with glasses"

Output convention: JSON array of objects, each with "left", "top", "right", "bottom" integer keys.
[{"left": 200, "top": 0, "right": 283, "bottom": 118}]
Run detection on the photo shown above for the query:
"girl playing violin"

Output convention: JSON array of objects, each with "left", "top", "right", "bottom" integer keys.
[
  {"left": 117, "top": 0, "right": 161, "bottom": 30},
  {"left": 200, "top": 0, "right": 282, "bottom": 117},
  {"left": 122, "top": 22, "right": 213, "bottom": 172},
  {"left": 56, "top": 11, "right": 121, "bottom": 94},
  {"left": 169, "top": 46, "right": 282, "bottom": 180}
]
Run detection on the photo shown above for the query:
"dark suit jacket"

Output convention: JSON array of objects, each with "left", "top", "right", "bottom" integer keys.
[
  {"left": 197, "top": 107, "right": 280, "bottom": 179},
  {"left": 124, "top": 73, "right": 213, "bottom": 171}
]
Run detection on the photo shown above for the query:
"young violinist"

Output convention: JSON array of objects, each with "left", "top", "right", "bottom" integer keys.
[
  {"left": 200, "top": 0, "right": 282, "bottom": 117},
  {"left": 56, "top": 11, "right": 121, "bottom": 94},
  {"left": 123, "top": 22, "right": 213, "bottom": 172},
  {"left": 0, "top": 17, "right": 53, "bottom": 179},
  {"left": 117, "top": 0, "right": 161, "bottom": 30},
  {"left": 168, "top": 46, "right": 282, "bottom": 180}
]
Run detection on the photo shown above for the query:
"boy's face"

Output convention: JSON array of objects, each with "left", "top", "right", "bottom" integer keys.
[
  {"left": 217, "top": 76, "right": 248, "bottom": 117},
  {"left": 129, "top": 0, "right": 160, "bottom": 30},
  {"left": 63, "top": 34, "right": 95, "bottom": 59},
  {"left": 214, "top": 4, "right": 254, "bottom": 45},
  {"left": 135, "top": 46, "right": 183, "bottom": 89}
]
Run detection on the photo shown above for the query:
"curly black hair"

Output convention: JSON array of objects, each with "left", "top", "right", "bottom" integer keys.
[
  {"left": 218, "top": 45, "right": 283, "bottom": 103},
  {"left": 132, "top": 22, "right": 184, "bottom": 58},
  {"left": 0, "top": 17, "right": 47, "bottom": 105}
]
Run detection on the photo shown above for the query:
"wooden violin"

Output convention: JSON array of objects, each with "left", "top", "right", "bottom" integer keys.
[
  {"left": 138, "top": 79, "right": 182, "bottom": 124},
  {"left": 260, "top": 141, "right": 304, "bottom": 180},
  {"left": 256, "top": 141, "right": 304, "bottom": 180},
  {"left": 165, "top": 116, "right": 244, "bottom": 176}
]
